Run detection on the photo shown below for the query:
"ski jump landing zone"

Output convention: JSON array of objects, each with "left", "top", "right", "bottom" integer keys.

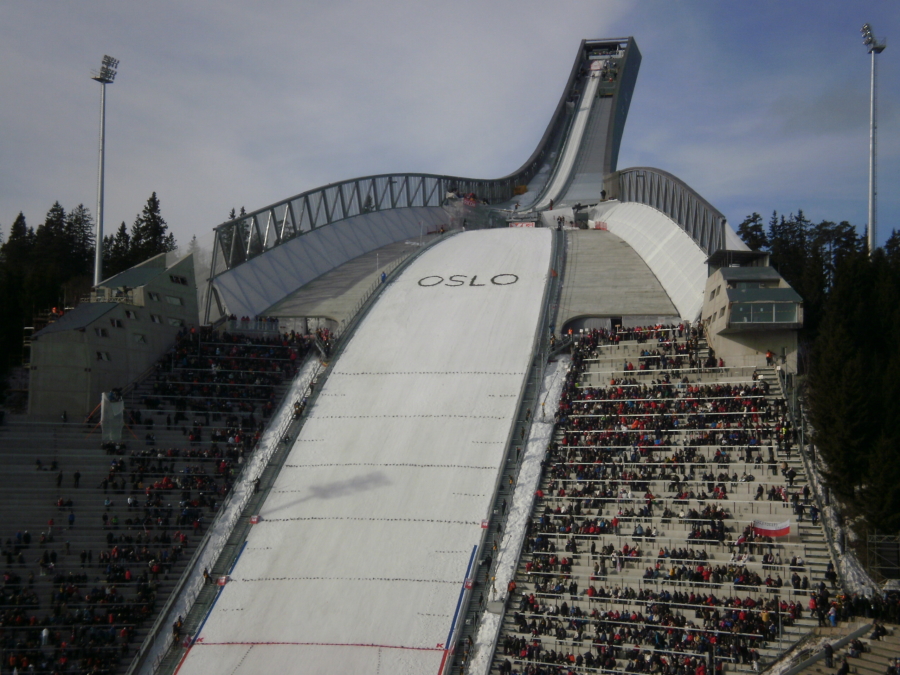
[{"left": 177, "top": 229, "right": 552, "bottom": 675}]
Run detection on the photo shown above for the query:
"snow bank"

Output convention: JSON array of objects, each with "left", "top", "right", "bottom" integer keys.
[{"left": 467, "top": 355, "right": 571, "bottom": 675}]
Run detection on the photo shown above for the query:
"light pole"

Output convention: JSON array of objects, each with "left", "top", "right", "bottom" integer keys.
[
  {"left": 861, "top": 24, "right": 885, "bottom": 256},
  {"left": 91, "top": 55, "right": 119, "bottom": 287}
]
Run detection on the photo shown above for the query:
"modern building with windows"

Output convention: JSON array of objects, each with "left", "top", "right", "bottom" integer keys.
[
  {"left": 27, "top": 252, "right": 198, "bottom": 418},
  {"left": 702, "top": 250, "right": 803, "bottom": 370}
]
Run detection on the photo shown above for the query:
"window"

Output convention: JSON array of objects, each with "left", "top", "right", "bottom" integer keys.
[
  {"left": 165, "top": 295, "right": 184, "bottom": 306},
  {"left": 169, "top": 274, "right": 188, "bottom": 286},
  {"left": 125, "top": 310, "right": 138, "bottom": 320},
  {"left": 96, "top": 351, "right": 111, "bottom": 361},
  {"left": 110, "top": 318, "right": 124, "bottom": 328},
  {"left": 718, "top": 308, "right": 725, "bottom": 320},
  {"left": 709, "top": 289, "right": 716, "bottom": 301},
  {"left": 774, "top": 304, "right": 798, "bottom": 322},
  {"left": 735, "top": 281, "right": 777, "bottom": 290},
  {"left": 95, "top": 328, "right": 109, "bottom": 338},
  {"left": 133, "top": 333, "right": 147, "bottom": 344},
  {"left": 168, "top": 317, "right": 184, "bottom": 327},
  {"left": 148, "top": 291, "right": 161, "bottom": 301},
  {"left": 731, "top": 302, "right": 798, "bottom": 324},
  {"left": 150, "top": 314, "right": 162, "bottom": 324}
]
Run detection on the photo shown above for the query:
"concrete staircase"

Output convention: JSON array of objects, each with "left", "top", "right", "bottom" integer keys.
[
  {"left": 488, "top": 335, "right": 837, "bottom": 674},
  {"left": 795, "top": 625, "right": 899, "bottom": 675}
]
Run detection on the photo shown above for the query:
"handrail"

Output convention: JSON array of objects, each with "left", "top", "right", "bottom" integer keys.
[
  {"left": 774, "top": 370, "right": 847, "bottom": 592},
  {"left": 510, "top": 609, "right": 802, "bottom": 642},
  {"left": 765, "top": 621, "right": 871, "bottom": 675},
  {"left": 139, "top": 226, "right": 450, "bottom": 675}
]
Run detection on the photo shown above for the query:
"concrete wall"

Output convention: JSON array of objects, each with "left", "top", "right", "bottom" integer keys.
[
  {"left": 28, "top": 337, "right": 93, "bottom": 419},
  {"left": 706, "top": 329, "right": 798, "bottom": 372},
  {"left": 587, "top": 201, "right": 707, "bottom": 321}
]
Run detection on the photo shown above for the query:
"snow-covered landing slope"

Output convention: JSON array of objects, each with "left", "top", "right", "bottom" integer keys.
[{"left": 177, "top": 229, "right": 552, "bottom": 675}]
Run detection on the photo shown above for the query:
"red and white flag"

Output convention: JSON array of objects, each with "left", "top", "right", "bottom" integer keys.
[{"left": 752, "top": 520, "right": 790, "bottom": 537}]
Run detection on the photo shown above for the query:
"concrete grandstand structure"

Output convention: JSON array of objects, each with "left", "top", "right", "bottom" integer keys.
[{"left": 4, "top": 37, "right": 864, "bottom": 675}]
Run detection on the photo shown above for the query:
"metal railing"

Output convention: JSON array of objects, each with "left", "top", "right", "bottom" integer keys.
[
  {"left": 451, "top": 228, "right": 565, "bottom": 673},
  {"left": 775, "top": 369, "right": 846, "bottom": 591},
  {"left": 211, "top": 174, "right": 504, "bottom": 275},
  {"left": 224, "top": 319, "right": 281, "bottom": 334},
  {"left": 334, "top": 252, "right": 412, "bottom": 339},
  {"left": 82, "top": 290, "right": 136, "bottom": 304}
]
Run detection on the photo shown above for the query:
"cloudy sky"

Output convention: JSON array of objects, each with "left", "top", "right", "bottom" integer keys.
[{"left": 2, "top": 1, "right": 898, "bottom": 249}]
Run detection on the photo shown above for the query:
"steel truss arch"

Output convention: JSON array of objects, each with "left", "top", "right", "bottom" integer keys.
[{"left": 610, "top": 166, "right": 728, "bottom": 256}]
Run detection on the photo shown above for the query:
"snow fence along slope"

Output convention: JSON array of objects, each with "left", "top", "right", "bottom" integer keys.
[{"left": 177, "top": 228, "right": 552, "bottom": 675}]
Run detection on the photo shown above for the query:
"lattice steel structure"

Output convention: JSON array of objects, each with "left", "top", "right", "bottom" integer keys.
[
  {"left": 208, "top": 173, "right": 510, "bottom": 276},
  {"left": 611, "top": 166, "right": 727, "bottom": 255}
]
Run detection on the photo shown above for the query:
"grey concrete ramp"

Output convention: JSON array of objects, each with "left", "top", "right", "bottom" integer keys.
[
  {"left": 557, "top": 95, "right": 613, "bottom": 206},
  {"left": 556, "top": 229, "right": 678, "bottom": 330},
  {"left": 264, "top": 239, "right": 425, "bottom": 324}
]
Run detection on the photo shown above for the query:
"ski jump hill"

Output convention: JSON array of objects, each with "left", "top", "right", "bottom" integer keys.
[
  {"left": 146, "top": 36, "right": 774, "bottom": 675},
  {"left": 178, "top": 230, "right": 551, "bottom": 674}
]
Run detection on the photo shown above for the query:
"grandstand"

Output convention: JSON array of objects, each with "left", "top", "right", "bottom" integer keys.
[{"left": 4, "top": 35, "right": 894, "bottom": 675}]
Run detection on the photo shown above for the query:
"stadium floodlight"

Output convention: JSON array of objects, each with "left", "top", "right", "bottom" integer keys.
[
  {"left": 91, "top": 55, "right": 119, "bottom": 286},
  {"left": 91, "top": 55, "right": 119, "bottom": 84},
  {"left": 860, "top": 25, "right": 886, "bottom": 256}
]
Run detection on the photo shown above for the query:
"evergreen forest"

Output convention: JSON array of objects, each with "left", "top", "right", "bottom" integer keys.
[
  {"left": 736, "top": 211, "right": 900, "bottom": 534},
  {"left": 0, "top": 193, "right": 176, "bottom": 373}
]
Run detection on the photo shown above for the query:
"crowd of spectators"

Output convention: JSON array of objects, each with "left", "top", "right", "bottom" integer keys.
[
  {"left": 141, "top": 326, "right": 311, "bottom": 419},
  {"left": 494, "top": 326, "right": 900, "bottom": 675},
  {"left": 1, "top": 326, "right": 313, "bottom": 675}
]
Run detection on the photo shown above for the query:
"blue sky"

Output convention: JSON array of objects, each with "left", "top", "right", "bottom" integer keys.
[{"left": 1, "top": 0, "right": 897, "bottom": 248}]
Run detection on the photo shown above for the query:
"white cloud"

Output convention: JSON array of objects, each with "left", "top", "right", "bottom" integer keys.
[{"left": 1, "top": 0, "right": 898, "bottom": 246}]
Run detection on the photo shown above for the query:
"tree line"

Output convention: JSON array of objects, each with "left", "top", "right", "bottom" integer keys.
[
  {"left": 736, "top": 211, "right": 900, "bottom": 533},
  {"left": 0, "top": 192, "right": 176, "bottom": 373}
]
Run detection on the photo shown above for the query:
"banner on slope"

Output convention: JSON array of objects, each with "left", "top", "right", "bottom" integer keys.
[
  {"left": 509, "top": 221, "right": 536, "bottom": 228},
  {"left": 752, "top": 520, "right": 791, "bottom": 538}
]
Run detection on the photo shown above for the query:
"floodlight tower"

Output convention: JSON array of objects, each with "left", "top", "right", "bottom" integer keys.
[
  {"left": 91, "top": 55, "right": 119, "bottom": 286},
  {"left": 861, "top": 24, "right": 885, "bottom": 256}
]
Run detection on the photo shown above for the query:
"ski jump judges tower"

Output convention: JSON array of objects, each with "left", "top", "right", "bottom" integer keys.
[{"left": 136, "top": 37, "right": 803, "bottom": 675}]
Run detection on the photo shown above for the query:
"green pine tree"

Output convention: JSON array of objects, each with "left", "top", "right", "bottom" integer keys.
[
  {"left": 102, "top": 221, "right": 133, "bottom": 278},
  {"left": 129, "top": 192, "right": 176, "bottom": 264},
  {"left": 736, "top": 212, "right": 767, "bottom": 251}
]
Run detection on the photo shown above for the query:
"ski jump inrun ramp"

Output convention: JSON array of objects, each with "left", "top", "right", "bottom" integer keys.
[{"left": 177, "top": 228, "right": 552, "bottom": 675}]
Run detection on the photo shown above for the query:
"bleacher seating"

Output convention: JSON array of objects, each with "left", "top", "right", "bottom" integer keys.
[
  {"left": 489, "top": 326, "right": 839, "bottom": 675},
  {"left": 0, "top": 327, "right": 312, "bottom": 675}
]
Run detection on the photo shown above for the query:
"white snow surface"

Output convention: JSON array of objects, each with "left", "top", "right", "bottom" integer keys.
[
  {"left": 534, "top": 74, "right": 601, "bottom": 211},
  {"left": 176, "top": 229, "right": 552, "bottom": 675},
  {"left": 468, "top": 355, "right": 571, "bottom": 675},
  {"left": 138, "top": 356, "right": 322, "bottom": 675}
]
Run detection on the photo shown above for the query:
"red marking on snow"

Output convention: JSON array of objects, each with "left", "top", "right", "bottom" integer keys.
[
  {"left": 192, "top": 640, "right": 444, "bottom": 652},
  {"left": 438, "top": 648, "right": 450, "bottom": 674}
]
